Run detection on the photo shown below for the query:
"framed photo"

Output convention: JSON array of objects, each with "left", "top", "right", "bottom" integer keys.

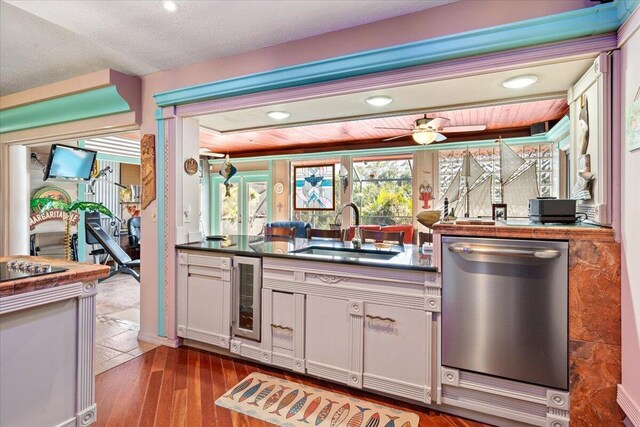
[
  {"left": 492, "top": 203, "right": 507, "bottom": 220},
  {"left": 293, "top": 164, "right": 335, "bottom": 211}
]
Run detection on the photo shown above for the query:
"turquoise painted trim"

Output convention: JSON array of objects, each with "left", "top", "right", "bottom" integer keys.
[
  {"left": 96, "top": 152, "right": 141, "bottom": 165},
  {"left": 558, "top": 135, "right": 571, "bottom": 151},
  {"left": 546, "top": 116, "right": 570, "bottom": 143},
  {"left": 210, "top": 171, "right": 272, "bottom": 235},
  {"left": 206, "top": 135, "right": 551, "bottom": 165},
  {"left": 156, "top": 109, "right": 166, "bottom": 338},
  {"left": 618, "top": 0, "right": 640, "bottom": 22},
  {"left": 77, "top": 140, "right": 87, "bottom": 263},
  {"left": 154, "top": 2, "right": 621, "bottom": 107},
  {"left": 0, "top": 86, "right": 131, "bottom": 134}
]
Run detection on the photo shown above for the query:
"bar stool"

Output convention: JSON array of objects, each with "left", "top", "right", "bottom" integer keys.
[
  {"left": 265, "top": 225, "right": 296, "bottom": 239},
  {"left": 307, "top": 228, "right": 342, "bottom": 240},
  {"left": 360, "top": 229, "right": 405, "bottom": 246}
]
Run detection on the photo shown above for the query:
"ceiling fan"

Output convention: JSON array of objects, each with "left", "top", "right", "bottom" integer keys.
[{"left": 376, "top": 114, "right": 487, "bottom": 145}]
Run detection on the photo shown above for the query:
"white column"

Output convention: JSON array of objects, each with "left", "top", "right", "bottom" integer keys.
[{"left": 8, "top": 145, "right": 29, "bottom": 255}]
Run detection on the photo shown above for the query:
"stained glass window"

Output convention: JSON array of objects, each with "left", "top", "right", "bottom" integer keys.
[{"left": 293, "top": 164, "right": 335, "bottom": 211}]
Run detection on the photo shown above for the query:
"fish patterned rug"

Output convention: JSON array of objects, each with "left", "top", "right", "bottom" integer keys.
[{"left": 215, "top": 372, "right": 420, "bottom": 427}]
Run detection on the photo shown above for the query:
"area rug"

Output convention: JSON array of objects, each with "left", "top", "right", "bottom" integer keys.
[{"left": 215, "top": 372, "right": 420, "bottom": 427}]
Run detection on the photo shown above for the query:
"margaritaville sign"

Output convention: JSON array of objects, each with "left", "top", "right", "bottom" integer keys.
[
  {"left": 29, "top": 185, "right": 80, "bottom": 230},
  {"left": 29, "top": 209, "right": 80, "bottom": 230}
]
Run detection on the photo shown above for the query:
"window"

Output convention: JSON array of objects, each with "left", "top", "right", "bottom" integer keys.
[
  {"left": 292, "top": 162, "right": 341, "bottom": 228},
  {"left": 438, "top": 143, "right": 556, "bottom": 217},
  {"left": 352, "top": 157, "right": 413, "bottom": 225}
]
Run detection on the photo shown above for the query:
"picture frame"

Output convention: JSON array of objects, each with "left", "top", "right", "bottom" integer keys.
[
  {"left": 492, "top": 203, "right": 507, "bottom": 220},
  {"left": 293, "top": 164, "right": 335, "bottom": 211}
]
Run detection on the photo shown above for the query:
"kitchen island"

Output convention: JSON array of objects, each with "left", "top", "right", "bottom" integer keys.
[{"left": 0, "top": 256, "right": 109, "bottom": 427}]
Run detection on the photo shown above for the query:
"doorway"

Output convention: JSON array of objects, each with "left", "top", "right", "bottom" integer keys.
[{"left": 211, "top": 173, "right": 271, "bottom": 236}]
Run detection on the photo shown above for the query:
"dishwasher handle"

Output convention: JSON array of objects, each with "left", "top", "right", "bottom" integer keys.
[{"left": 448, "top": 243, "right": 561, "bottom": 259}]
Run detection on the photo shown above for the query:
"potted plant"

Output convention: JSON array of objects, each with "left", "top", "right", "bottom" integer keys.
[{"left": 30, "top": 198, "right": 113, "bottom": 261}]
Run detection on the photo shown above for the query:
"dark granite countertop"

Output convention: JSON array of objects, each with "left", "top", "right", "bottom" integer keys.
[{"left": 176, "top": 235, "right": 436, "bottom": 272}]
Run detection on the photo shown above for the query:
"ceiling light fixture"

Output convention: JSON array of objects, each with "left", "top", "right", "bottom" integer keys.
[
  {"left": 502, "top": 74, "right": 538, "bottom": 89},
  {"left": 162, "top": 1, "right": 179, "bottom": 12},
  {"left": 412, "top": 130, "right": 438, "bottom": 145},
  {"left": 366, "top": 95, "right": 393, "bottom": 107},
  {"left": 267, "top": 111, "right": 290, "bottom": 120}
]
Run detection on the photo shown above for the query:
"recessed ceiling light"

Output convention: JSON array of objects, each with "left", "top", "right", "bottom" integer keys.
[
  {"left": 267, "top": 111, "right": 290, "bottom": 120},
  {"left": 502, "top": 75, "right": 538, "bottom": 89},
  {"left": 162, "top": 1, "right": 179, "bottom": 12},
  {"left": 366, "top": 95, "right": 393, "bottom": 107}
]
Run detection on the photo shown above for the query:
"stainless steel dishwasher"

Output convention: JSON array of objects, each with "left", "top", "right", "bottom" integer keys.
[{"left": 442, "top": 236, "right": 569, "bottom": 390}]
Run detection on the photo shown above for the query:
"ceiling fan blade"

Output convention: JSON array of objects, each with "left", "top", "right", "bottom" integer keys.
[
  {"left": 383, "top": 133, "right": 413, "bottom": 142},
  {"left": 435, "top": 133, "right": 448, "bottom": 142},
  {"left": 199, "top": 151, "right": 226, "bottom": 158},
  {"left": 440, "top": 125, "right": 487, "bottom": 133},
  {"left": 426, "top": 117, "right": 451, "bottom": 128},
  {"left": 375, "top": 127, "right": 414, "bottom": 131}
]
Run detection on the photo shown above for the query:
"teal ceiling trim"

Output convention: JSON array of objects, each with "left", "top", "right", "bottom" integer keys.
[
  {"left": 96, "top": 152, "right": 141, "bottom": 165},
  {"left": 618, "top": 0, "right": 640, "bottom": 21},
  {"left": 546, "top": 116, "right": 570, "bottom": 143},
  {"left": 0, "top": 86, "right": 131, "bottom": 134},
  {"left": 154, "top": 2, "right": 621, "bottom": 107},
  {"left": 206, "top": 135, "right": 551, "bottom": 165}
]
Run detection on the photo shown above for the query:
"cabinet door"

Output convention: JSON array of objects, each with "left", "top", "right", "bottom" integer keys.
[
  {"left": 261, "top": 290, "right": 305, "bottom": 372},
  {"left": 306, "top": 295, "right": 363, "bottom": 387},
  {"left": 363, "top": 303, "right": 431, "bottom": 403},
  {"left": 177, "top": 253, "right": 231, "bottom": 349}
]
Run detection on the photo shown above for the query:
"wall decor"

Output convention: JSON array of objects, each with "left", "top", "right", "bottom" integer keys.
[
  {"left": 184, "top": 157, "right": 198, "bottom": 175},
  {"left": 627, "top": 86, "right": 640, "bottom": 152},
  {"left": 293, "top": 164, "right": 335, "bottom": 211},
  {"left": 492, "top": 203, "right": 507, "bottom": 220},
  {"left": 140, "top": 134, "right": 156, "bottom": 210},
  {"left": 274, "top": 182, "right": 284, "bottom": 195},
  {"left": 31, "top": 186, "right": 71, "bottom": 210}
]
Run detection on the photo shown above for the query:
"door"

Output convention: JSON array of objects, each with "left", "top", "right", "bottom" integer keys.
[
  {"left": 363, "top": 303, "right": 431, "bottom": 403},
  {"left": 212, "top": 173, "right": 270, "bottom": 235},
  {"left": 232, "top": 256, "right": 262, "bottom": 341},
  {"left": 305, "top": 295, "right": 361, "bottom": 386}
]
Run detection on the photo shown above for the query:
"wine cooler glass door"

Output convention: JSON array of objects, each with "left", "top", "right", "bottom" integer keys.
[{"left": 232, "top": 256, "right": 262, "bottom": 341}]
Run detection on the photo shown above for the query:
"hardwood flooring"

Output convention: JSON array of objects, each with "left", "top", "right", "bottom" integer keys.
[{"left": 94, "top": 346, "right": 490, "bottom": 427}]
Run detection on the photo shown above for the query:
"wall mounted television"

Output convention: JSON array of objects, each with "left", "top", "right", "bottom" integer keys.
[{"left": 44, "top": 144, "right": 98, "bottom": 182}]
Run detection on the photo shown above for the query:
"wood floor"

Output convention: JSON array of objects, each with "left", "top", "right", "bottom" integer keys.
[{"left": 94, "top": 346, "right": 490, "bottom": 427}]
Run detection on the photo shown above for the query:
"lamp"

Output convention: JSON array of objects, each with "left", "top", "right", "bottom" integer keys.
[{"left": 412, "top": 130, "right": 438, "bottom": 145}]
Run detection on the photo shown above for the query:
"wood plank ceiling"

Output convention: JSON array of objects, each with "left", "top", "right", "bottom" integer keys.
[{"left": 200, "top": 98, "right": 568, "bottom": 157}]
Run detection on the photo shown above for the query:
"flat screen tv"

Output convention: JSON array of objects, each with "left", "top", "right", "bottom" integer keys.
[{"left": 44, "top": 144, "right": 97, "bottom": 181}]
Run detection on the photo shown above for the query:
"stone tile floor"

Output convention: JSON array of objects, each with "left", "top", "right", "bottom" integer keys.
[{"left": 94, "top": 273, "right": 158, "bottom": 374}]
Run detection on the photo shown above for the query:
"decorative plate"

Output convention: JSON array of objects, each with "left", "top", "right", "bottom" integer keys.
[{"left": 274, "top": 182, "right": 284, "bottom": 194}]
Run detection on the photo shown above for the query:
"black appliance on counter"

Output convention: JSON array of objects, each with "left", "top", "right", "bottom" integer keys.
[{"left": 529, "top": 198, "right": 577, "bottom": 224}]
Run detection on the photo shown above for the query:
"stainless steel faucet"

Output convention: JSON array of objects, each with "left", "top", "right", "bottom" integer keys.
[{"left": 335, "top": 203, "right": 361, "bottom": 248}]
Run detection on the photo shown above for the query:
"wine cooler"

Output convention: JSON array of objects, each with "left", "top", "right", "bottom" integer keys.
[{"left": 231, "top": 256, "right": 262, "bottom": 342}]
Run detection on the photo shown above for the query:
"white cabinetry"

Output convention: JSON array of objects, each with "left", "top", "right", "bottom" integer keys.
[
  {"left": 261, "top": 290, "right": 305, "bottom": 372},
  {"left": 263, "top": 257, "right": 440, "bottom": 404},
  {"left": 363, "top": 303, "right": 431, "bottom": 403},
  {"left": 177, "top": 251, "right": 231, "bottom": 349}
]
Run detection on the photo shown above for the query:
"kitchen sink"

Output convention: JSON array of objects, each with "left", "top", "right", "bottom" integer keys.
[{"left": 290, "top": 246, "right": 400, "bottom": 261}]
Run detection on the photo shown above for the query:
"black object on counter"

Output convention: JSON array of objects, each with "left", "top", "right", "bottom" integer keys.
[{"left": 529, "top": 198, "right": 577, "bottom": 224}]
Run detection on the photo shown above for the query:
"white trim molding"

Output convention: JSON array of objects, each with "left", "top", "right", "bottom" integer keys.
[{"left": 618, "top": 384, "right": 640, "bottom": 427}]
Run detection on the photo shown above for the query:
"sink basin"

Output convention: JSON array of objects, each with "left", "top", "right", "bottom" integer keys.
[{"left": 290, "top": 246, "right": 400, "bottom": 261}]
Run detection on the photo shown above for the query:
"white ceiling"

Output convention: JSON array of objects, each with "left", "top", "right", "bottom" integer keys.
[
  {"left": 0, "top": 0, "right": 455, "bottom": 96},
  {"left": 198, "top": 57, "right": 594, "bottom": 133}
]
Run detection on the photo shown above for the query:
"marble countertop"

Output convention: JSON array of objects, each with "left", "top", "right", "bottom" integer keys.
[
  {"left": 176, "top": 236, "right": 436, "bottom": 272},
  {"left": 0, "top": 256, "right": 110, "bottom": 298},
  {"left": 433, "top": 219, "right": 615, "bottom": 242}
]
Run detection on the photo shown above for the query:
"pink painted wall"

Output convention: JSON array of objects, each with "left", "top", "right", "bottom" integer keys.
[
  {"left": 136, "top": 0, "right": 591, "bottom": 340},
  {"left": 620, "top": 24, "right": 640, "bottom": 415}
]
